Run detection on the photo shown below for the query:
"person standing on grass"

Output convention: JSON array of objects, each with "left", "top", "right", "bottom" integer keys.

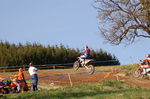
[
  {"left": 17, "top": 68, "right": 28, "bottom": 91},
  {"left": 28, "top": 62, "right": 38, "bottom": 91}
]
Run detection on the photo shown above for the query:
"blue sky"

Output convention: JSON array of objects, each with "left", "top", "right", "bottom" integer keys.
[{"left": 0, "top": 0, "right": 150, "bottom": 65}]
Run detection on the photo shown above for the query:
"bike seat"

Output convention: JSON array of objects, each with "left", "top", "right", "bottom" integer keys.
[{"left": 84, "top": 59, "right": 95, "bottom": 61}]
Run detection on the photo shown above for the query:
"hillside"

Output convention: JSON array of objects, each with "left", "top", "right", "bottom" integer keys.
[{"left": 1, "top": 64, "right": 150, "bottom": 99}]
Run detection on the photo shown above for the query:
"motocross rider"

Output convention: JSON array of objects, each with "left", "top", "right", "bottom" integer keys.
[
  {"left": 140, "top": 54, "right": 150, "bottom": 74},
  {"left": 80, "top": 45, "right": 91, "bottom": 59},
  {"left": 79, "top": 45, "right": 91, "bottom": 64}
]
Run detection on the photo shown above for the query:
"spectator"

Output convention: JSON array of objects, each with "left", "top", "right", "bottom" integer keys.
[
  {"left": 28, "top": 62, "right": 38, "bottom": 91},
  {"left": 10, "top": 75, "right": 21, "bottom": 93},
  {"left": 17, "top": 68, "right": 28, "bottom": 91}
]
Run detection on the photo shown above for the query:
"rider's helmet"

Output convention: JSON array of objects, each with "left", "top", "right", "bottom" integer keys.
[
  {"left": 84, "top": 45, "right": 88, "bottom": 49},
  {"left": 29, "top": 62, "right": 33, "bottom": 66},
  {"left": 146, "top": 54, "right": 150, "bottom": 58}
]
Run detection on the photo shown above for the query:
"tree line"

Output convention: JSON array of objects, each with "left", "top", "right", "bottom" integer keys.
[{"left": 0, "top": 41, "right": 120, "bottom": 67}]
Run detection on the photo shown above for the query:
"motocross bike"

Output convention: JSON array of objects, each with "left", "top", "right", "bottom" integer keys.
[
  {"left": 132, "top": 61, "right": 150, "bottom": 78},
  {"left": 73, "top": 57, "right": 95, "bottom": 74}
]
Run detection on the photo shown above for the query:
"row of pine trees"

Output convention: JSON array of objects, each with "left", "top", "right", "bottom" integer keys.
[{"left": 0, "top": 41, "right": 120, "bottom": 67}]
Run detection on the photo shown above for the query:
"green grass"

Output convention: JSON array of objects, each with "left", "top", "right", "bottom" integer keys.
[{"left": 2, "top": 80, "right": 150, "bottom": 99}]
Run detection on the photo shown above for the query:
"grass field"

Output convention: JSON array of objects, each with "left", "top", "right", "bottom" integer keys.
[{"left": 2, "top": 80, "right": 150, "bottom": 99}]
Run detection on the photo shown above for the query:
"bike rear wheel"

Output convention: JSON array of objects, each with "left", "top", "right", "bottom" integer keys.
[
  {"left": 85, "top": 64, "right": 95, "bottom": 74},
  {"left": 73, "top": 61, "right": 80, "bottom": 71}
]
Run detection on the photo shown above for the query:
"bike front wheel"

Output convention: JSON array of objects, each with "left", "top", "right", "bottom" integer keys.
[
  {"left": 85, "top": 64, "right": 95, "bottom": 74},
  {"left": 132, "top": 67, "right": 143, "bottom": 78}
]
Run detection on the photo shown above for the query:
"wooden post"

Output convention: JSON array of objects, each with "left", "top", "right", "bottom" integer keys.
[
  {"left": 116, "top": 75, "right": 119, "bottom": 81},
  {"left": 68, "top": 73, "right": 73, "bottom": 87}
]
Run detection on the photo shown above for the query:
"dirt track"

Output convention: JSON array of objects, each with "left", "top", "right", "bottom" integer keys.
[{"left": 0, "top": 67, "right": 150, "bottom": 89}]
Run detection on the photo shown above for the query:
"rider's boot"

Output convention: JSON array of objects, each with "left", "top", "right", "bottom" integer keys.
[{"left": 142, "top": 69, "right": 146, "bottom": 74}]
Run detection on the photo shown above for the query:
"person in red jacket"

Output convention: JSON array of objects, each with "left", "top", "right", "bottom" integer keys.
[
  {"left": 10, "top": 68, "right": 28, "bottom": 92},
  {"left": 80, "top": 45, "right": 91, "bottom": 59},
  {"left": 17, "top": 68, "right": 28, "bottom": 91}
]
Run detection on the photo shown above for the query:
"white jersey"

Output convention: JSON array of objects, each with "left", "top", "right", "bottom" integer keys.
[
  {"left": 147, "top": 58, "right": 150, "bottom": 60},
  {"left": 29, "top": 66, "right": 38, "bottom": 76}
]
